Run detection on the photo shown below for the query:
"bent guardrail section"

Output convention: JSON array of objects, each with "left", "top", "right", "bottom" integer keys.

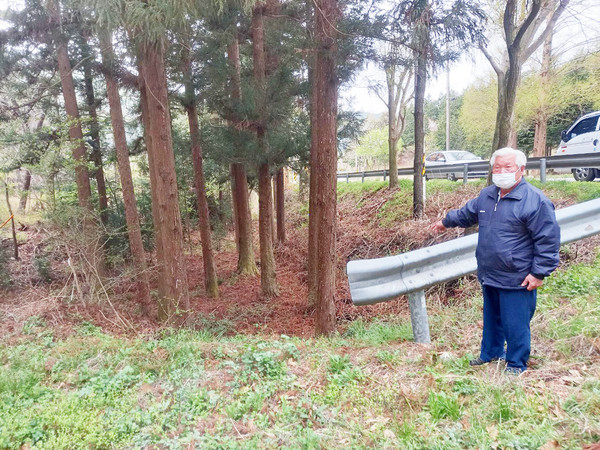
[{"left": 347, "top": 197, "right": 600, "bottom": 342}]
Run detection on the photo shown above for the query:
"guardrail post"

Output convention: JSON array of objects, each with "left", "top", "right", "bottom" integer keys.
[
  {"left": 408, "top": 289, "right": 431, "bottom": 343},
  {"left": 540, "top": 158, "right": 546, "bottom": 184},
  {"left": 361, "top": 172, "right": 365, "bottom": 183},
  {"left": 383, "top": 169, "right": 387, "bottom": 181},
  {"left": 463, "top": 164, "right": 469, "bottom": 185},
  {"left": 346, "top": 173, "right": 349, "bottom": 183}
]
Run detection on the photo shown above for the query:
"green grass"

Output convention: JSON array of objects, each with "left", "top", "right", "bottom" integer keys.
[
  {"left": 1, "top": 181, "right": 600, "bottom": 448},
  {"left": 337, "top": 177, "right": 600, "bottom": 205},
  {"left": 529, "top": 178, "right": 600, "bottom": 202},
  {"left": 337, "top": 180, "right": 389, "bottom": 200},
  {"left": 2, "top": 256, "right": 600, "bottom": 449}
]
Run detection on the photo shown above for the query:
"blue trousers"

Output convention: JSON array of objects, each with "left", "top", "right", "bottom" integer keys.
[{"left": 479, "top": 285, "right": 537, "bottom": 371}]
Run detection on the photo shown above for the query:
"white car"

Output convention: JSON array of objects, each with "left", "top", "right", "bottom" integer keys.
[
  {"left": 424, "top": 150, "right": 485, "bottom": 181},
  {"left": 556, "top": 111, "right": 600, "bottom": 181}
]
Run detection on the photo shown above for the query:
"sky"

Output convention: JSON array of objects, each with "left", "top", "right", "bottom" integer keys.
[
  {"left": 340, "top": 51, "right": 489, "bottom": 115},
  {"left": 341, "top": 0, "right": 600, "bottom": 115}
]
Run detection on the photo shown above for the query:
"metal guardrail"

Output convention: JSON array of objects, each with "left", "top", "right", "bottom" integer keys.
[
  {"left": 338, "top": 152, "right": 600, "bottom": 182},
  {"left": 346, "top": 197, "right": 600, "bottom": 343}
]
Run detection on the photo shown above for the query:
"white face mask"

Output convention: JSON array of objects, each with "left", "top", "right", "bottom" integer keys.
[{"left": 492, "top": 171, "right": 519, "bottom": 189}]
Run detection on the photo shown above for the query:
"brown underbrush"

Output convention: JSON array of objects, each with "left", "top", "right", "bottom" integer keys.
[{"left": 0, "top": 180, "right": 598, "bottom": 341}]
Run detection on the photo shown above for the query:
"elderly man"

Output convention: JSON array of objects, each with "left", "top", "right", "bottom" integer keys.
[{"left": 432, "top": 147, "right": 560, "bottom": 374}]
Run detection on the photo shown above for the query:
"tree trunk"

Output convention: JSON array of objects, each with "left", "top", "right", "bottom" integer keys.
[
  {"left": 48, "top": 0, "right": 105, "bottom": 278},
  {"left": 413, "top": 50, "right": 427, "bottom": 219},
  {"left": 313, "top": 0, "right": 339, "bottom": 336},
  {"left": 258, "top": 162, "right": 279, "bottom": 296},
  {"left": 100, "top": 30, "right": 151, "bottom": 309},
  {"left": 533, "top": 33, "right": 553, "bottom": 158},
  {"left": 230, "top": 165, "right": 240, "bottom": 254},
  {"left": 388, "top": 136, "right": 399, "bottom": 189},
  {"left": 298, "top": 168, "right": 308, "bottom": 203},
  {"left": 492, "top": 55, "right": 520, "bottom": 153},
  {"left": 487, "top": 0, "right": 568, "bottom": 158},
  {"left": 18, "top": 115, "right": 44, "bottom": 212},
  {"left": 253, "top": 3, "right": 279, "bottom": 296},
  {"left": 271, "top": 175, "right": 276, "bottom": 245},
  {"left": 80, "top": 34, "right": 109, "bottom": 224},
  {"left": 50, "top": 9, "right": 92, "bottom": 210},
  {"left": 139, "top": 41, "right": 190, "bottom": 321},
  {"left": 275, "top": 167, "right": 285, "bottom": 242},
  {"left": 388, "top": 67, "right": 399, "bottom": 189},
  {"left": 18, "top": 168, "right": 31, "bottom": 212},
  {"left": 183, "top": 54, "right": 219, "bottom": 298},
  {"left": 307, "top": 37, "right": 319, "bottom": 304},
  {"left": 227, "top": 34, "right": 258, "bottom": 276},
  {"left": 231, "top": 163, "right": 258, "bottom": 275},
  {"left": 138, "top": 64, "right": 165, "bottom": 299}
]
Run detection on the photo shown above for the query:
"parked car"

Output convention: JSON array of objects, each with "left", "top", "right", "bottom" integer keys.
[
  {"left": 556, "top": 110, "right": 600, "bottom": 181},
  {"left": 424, "top": 150, "right": 486, "bottom": 181}
]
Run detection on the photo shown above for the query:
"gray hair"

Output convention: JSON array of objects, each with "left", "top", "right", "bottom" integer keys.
[{"left": 490, "top": 147, "right": 527, "bottom": 168}]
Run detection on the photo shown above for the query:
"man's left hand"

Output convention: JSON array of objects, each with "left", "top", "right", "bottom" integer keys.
[{"left": 521, "top": 274, "right": 543, "bottom": 291}]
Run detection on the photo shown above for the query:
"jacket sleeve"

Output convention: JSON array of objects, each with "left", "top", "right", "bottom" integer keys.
[
  {"left": 442, "top": 197, "right": 479, "bottom": 228},
  {"left": 526, "top": 197, "right": 560, "bottom": 278}
]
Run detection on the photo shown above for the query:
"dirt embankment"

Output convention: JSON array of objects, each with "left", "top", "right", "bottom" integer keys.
[{"left": 1, "top": 183, "right": 597, "bottom": 339}]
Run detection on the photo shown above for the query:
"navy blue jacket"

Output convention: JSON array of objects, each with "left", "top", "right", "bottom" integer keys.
[{"left": 442, "top": 178, "right": 560, "bottom": 289}]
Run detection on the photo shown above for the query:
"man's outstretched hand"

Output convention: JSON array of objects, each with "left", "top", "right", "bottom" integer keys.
[
  {"left": 521, "top": 274, "right": 543, "bottom": 291},
  {"left": 431, "top": 220, "right": 447, "bottom": 234}
]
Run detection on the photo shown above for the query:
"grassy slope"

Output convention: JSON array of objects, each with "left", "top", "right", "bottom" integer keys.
[{"left": 1, "top": 179, "right": 600, "bottom": 448}]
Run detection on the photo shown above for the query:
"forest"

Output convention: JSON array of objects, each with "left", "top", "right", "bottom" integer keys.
[{"left": 1, "top": 0, "right": 600, "bottom": 448}]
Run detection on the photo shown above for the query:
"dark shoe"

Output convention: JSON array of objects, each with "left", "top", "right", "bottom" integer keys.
[
  {"left": 469, "top": 356, "right": 503, "bottom": 366},
  {"left": 504, "top": 367, "right": 524, "bottom": 375}
]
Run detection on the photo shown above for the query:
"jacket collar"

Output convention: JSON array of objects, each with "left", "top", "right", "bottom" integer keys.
[{"left": 486, "top": 177, "right": 527, "bottom": 200}]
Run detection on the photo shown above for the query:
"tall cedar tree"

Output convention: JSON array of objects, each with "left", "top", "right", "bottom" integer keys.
[
  {"left": 46, "top": 0, "right": 105, "bottom": 275},
  {"left": 181, "top": 45, "right": 219, "bottom": 298},
  {"left": 264, "top": 0, "right": 285, "bottom": 244},
  {"left": 307, "top": 0, "right": 319, "bottom": 303},
  {"left": 77, "top": 30, "right": 109, "bottom": 224},
  {"left": 312, "top": 0, "right": 340, "bottom": 336},
  {"left": 480, "top": 0, "right": 569, "bottom": 154},
  {"left": 227, "top": 32, "right": 258, "bottom": 276},
  {"left": 138, "top": 41, "right": 190, "bottom": 321},
  {"left": 252, "top": 2, "right": 279, "bottom": 297},
  {"left": 98, "top": 29, "right": 151, "bottom": 309}
]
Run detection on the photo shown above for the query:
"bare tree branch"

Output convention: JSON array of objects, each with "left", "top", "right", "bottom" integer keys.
[
  {"left": 523, "top": 0, "right": 570, "bottom": 60},
  {"left": 503, "top": 0, "right": 517, "bottom": 45},
  {"left": 479, "top": 42, "right": 503, "bottom": 76},
  {"left": 512, "top": 0, "right": 542, "bottom": 50}
]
